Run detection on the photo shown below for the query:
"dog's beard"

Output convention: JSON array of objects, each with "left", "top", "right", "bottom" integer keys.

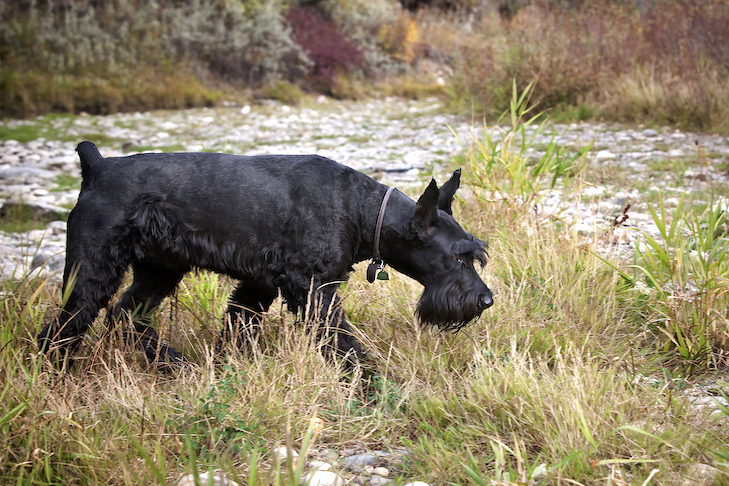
[{"left": 415, "top": 278, "right": 485, "bottom": 332}]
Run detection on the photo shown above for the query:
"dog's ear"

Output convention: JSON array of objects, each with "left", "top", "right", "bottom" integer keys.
[
  {"left": 411, "top": 179, "right": 440, "bottom": 237},
  {"left": 437, "top": 169, "right": 461, "bottom": 216}
]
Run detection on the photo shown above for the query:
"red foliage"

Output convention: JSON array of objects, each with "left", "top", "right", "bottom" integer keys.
[{"left": 286, "top": 7, "right": 364, "bottom": 89}]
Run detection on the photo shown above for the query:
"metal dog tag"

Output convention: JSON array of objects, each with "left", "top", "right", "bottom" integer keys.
[
  {"left": 367, "top": 261, "right": 379, "bottom": 283},
  {"left": 367, "top": 260, "right": 388, "bottom": 283}
]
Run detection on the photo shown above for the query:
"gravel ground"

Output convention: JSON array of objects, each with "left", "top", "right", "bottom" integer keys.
[{"left": 2, "top": 97, "right": 729, "bottom": 280}]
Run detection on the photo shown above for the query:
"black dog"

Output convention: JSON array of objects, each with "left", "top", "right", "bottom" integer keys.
[{"left": 38, "top": 141, "right": 493, "bottom": 365}]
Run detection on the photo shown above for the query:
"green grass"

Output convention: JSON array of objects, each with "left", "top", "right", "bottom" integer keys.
[
  {"left": 52, "top": 174, "right": 81, "bottom": 192},
  {"left": 0, "top": 201, "right": 67, "bottom": 233}
]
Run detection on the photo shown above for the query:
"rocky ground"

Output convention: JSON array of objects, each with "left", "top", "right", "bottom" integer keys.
[{"left": 3, "top": 96, "right": 729, "bottom": 281}]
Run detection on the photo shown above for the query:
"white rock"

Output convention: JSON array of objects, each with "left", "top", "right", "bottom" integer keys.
[
  {"left": 174, "top": 472, "right": 240, "bottom": 486},
  {"left": 369, "top": 476, "right": 390, "bottom": 485},
  {"left": 300, "top": 471, "right": 345, "bottom": 486},
  {"left": 664, "top": 197, "right": 680, "bottom": 206},
  {"left": 272, "top": 445, "right": 299, "bottom": 461},
  {"left": 372, "top": 467, "right": 389, "bottom": 477},
  {"left": 308, "top": 460, "right": 333, "bottom": 471},
  {"left": 532, "top": 463, "right": 549, "bottom": 478},
  {"left": 582, "top": 185, "right": 605, "bottom": 196}
]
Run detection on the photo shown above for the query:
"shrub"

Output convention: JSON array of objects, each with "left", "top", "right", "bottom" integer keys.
[
  {"left": 449, "top": 0, "right": 729, "bottom": 133},
  {"left": 0, "top": 0, "right": 310, "bottom": 116},
  {"left": 161, "top": 0, "right": 311, "bottom": 86},
  {"left": 322, "top": 0, "right": 408, "bottom": 77},
  {"left": 285, "top": 7, "right": 364, "bottom": 93}
]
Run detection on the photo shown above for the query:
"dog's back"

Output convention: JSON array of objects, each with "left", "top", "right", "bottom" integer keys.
[{"left": 71, "top": 143, "right": 380, "bottom": 277}]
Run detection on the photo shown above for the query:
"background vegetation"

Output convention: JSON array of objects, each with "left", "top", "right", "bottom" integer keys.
[
  {"left": 2, "top": 0, "right": 728, "bottom": 133},
  {"left": 2, "top": 1, "right": 729, "bottom": 484}
]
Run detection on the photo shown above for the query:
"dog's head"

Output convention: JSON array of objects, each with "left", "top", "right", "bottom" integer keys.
[{"left": 383, "top": 170, "right": 493, "bottom": 330}]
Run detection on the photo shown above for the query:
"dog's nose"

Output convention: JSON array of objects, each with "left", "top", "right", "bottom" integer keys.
[{"left": 478, "top": 292, "right": 493, "bottom": 311}]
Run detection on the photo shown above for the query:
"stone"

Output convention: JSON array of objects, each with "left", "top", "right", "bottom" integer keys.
[
  {"left": 308, "top": 460, "right": 333, "bottom": 471},
  {"left": 300, "top": 471, "right": 345, "bottom": 486},
  {"left": 368, "top": 476, "right": 390, "bottom": 485},
  {"left": 595, "top": 150, "right": 616, "bottom": 160},
  {"left": 372, "top": 467, "right": 389, "bottom": 477},
  {"left": 272, "top": 446, "right": 299, "bottom": 462},
  {"left": 31, "top": 250, "right": 65, "bottom": 273},
  {"left": 0, "top": 166, "right": 58, "bottom": 182},
  {"left": 342, "top": 453, "right": 382, "bottom": 470},
  {"left": 46, "top": 221, "right": 68, "bottom": 235},
  {"left": 174, "top": 472, "right": 240, "bottom": 486}
]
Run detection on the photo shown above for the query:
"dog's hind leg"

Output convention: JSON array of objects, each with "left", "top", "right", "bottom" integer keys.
[
  {"left": 108, "top": 261, "right": 188, "bottom": 364},
  {"left": 310, "top": 286, "right": 366, "bottom": 363},
  {"left": 218, "top": 279, "right": 277, "bottom": 353},
  {"left": 37, "top": 244, "right": 129, "bottom": 365}
]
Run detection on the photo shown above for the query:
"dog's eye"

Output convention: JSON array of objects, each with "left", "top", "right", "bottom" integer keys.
[{"left": 455, "top": 254, "right": 469, "bottom": 267}]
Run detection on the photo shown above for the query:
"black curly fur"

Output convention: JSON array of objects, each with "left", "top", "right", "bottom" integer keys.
[{"left": 38, "top": 142, "right": 493, "bottom": 366}]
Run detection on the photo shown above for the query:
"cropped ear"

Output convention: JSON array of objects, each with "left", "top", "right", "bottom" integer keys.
[
  {"left": 410, "top": 179, "right": 440, "bottom": 238},
  {"left": 437, "top": 169, "right": 461, "bottom": 215}
]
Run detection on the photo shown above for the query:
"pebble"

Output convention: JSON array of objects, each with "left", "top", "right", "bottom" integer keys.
[
  {"left": 372, "top": 467, "right": 389, "bottom": 477},
  {"left": 308, "top": 460, "right": 333, "bottom": 471},
  {"left": 300, "top": 471, "right": 345, "bottom": 486},
  {"left": 174, "top": 472, "right": 240, "bottom": 486},
  {"left": 368, "top": 476, "right": 390, "bottom": 485},
  {"left": 272, "top": 445, "right": 299, "bottom": 462},
  {"left": 342, "top": 452, "right": 384, "bottom": 471}
]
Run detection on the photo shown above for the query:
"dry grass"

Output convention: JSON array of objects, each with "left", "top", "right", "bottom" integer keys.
[
  {"left": 443, "top": 0, "right": 729, "bottom": 134},
  {"left": 2, "top": 201, "right": 728, "bottom": 484}
]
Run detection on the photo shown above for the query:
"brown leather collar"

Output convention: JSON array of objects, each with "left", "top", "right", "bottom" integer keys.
[{"left": 367, "top": 186, "right": 395, "bottom": 283}]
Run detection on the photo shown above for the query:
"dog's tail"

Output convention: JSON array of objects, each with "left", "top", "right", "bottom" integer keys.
[{"left": 76, "top": 141, "right": 103, "bottom": 178}]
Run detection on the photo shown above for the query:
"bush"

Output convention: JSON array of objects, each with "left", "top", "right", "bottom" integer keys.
[
  {"left": 285, "top": 7, "right": 363, "bottom": 93},
  {"left": 449, "top": 0, "right": 729, "bottom": 133},
  {"left": 0, "top": 0, "right": 310, "bottom": 116},
  {"left": 322, "top": 0, "right": 408, "bottom": 77}
]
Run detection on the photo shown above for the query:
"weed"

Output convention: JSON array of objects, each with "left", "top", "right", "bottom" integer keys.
[
  {"left": 462, "top": 81, "right": 591, "bottom": 223},
  {"left": 173, "top": 365, "right": 262, "bottom": 462},
  {"left": 446, "top": 0, "right": 729, "bottom": 134},
  {"left": 631, "top": 192, "right": 729, "bottom": 371},
  {"left": 259, "top": 81, "right": 305, "bottom": 106}
]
